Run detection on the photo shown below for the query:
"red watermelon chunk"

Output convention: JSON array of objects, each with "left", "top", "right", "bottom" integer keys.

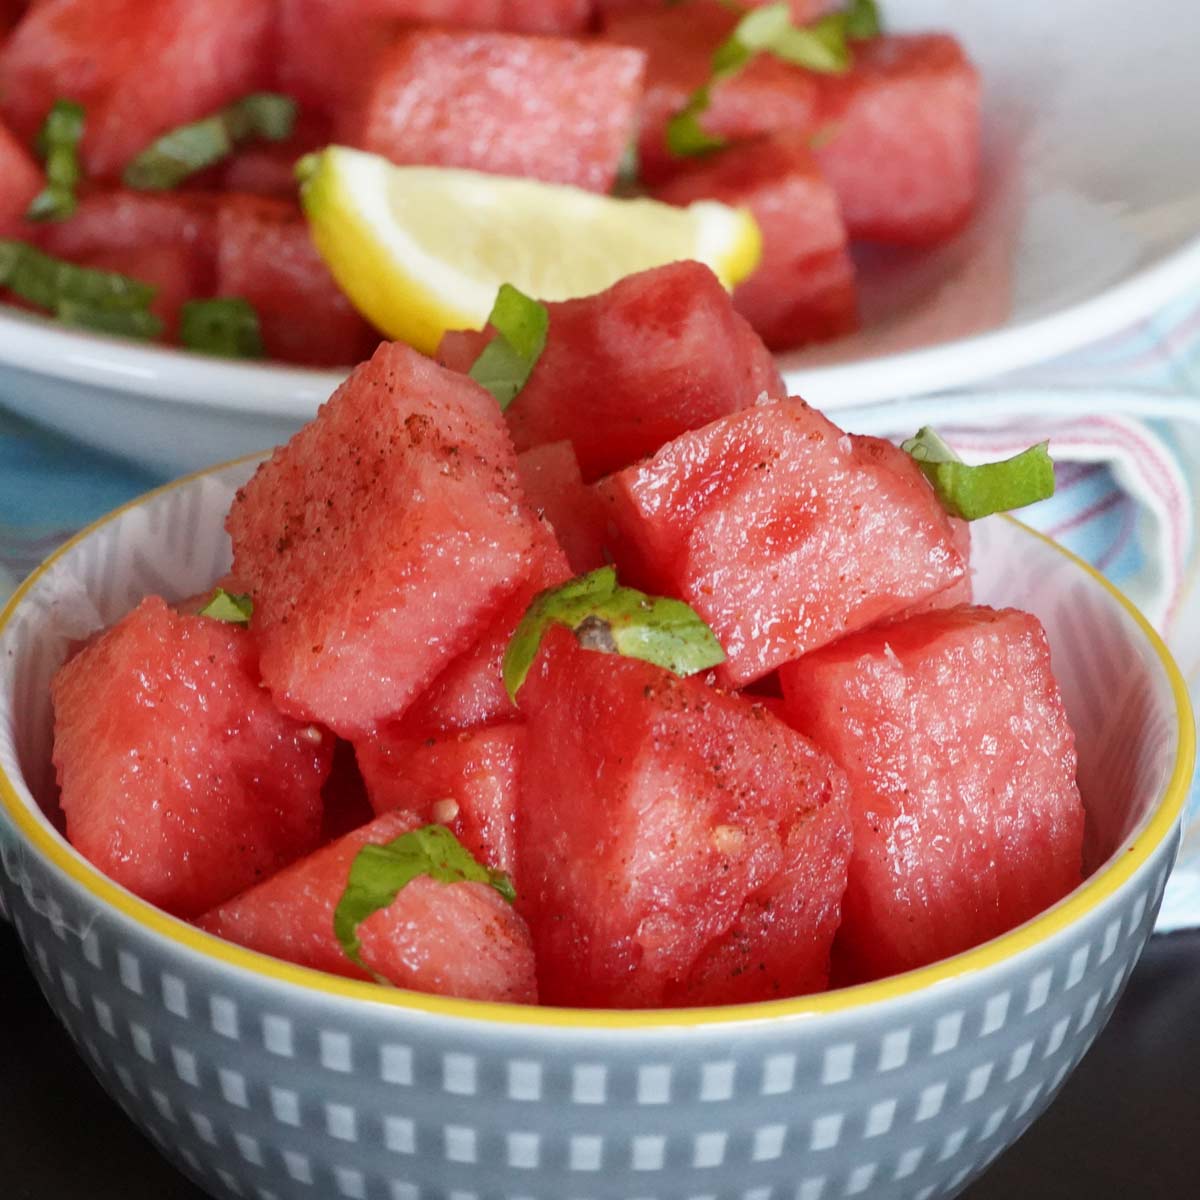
[
  {"left": 341, "top": 30, "right": 644, "bottom": 194},
  {"left": 812, "top": 34, "right": 981, "bottom": 244},
  {"left": 598, "top": 402, "right": 967, "bottom": 686},
  {"left": 219, "top": 113, "right": 333, "bottom": 200},
  {"left": 0, "top": 0, "right": 274, "bottom": 181},
  {"left": 517, "top": 625, "right": 851, "bottom": 1007},
  {"left": 779, "top": 605, "right": 1085, "bottom": 983},
  {"left": 599, "top": 0, "right": 832, "bottom": 23},
  {"left": 78, "top": 244, "right": 194, "bottom": 342},
  {"left": 0, "top": 118, "right": 42, "bottom": 234},
  {"left": 654, "top": 133, "right": 858, "bottom": 351},
  {"left": 438, "top": 261, "right": 787, "bottom": 482},
  {"left": 197, "top": 809, "right": 538, "bottom": 1003},
  {"left": 603, "top": 3, "right": 820, "bottom": 185},
  {"left": 517, "top": 442, "right": 607, "bottom": 573},
  {"left": 215, "top": 195, "right": 378, "bottom": 367},
  {"left": 51, "top": 597, "right": 331, "bottom": 919},
  {"left": 356, "top": 723, "right": 524, "bottom": 877},
  {"left": 227, "top": 341, "right": 542, "bottom": 737}
]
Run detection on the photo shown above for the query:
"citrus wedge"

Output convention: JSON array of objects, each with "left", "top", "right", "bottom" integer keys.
[{"left": 298, "top": 146, "right": 762, "bottom": 354}]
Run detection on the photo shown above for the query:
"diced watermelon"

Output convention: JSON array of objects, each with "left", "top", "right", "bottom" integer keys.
[
  {"left": 342, "top": 30, "right": 645, "bottom": 194},
  {"left": 597, "top": 402, "right": 967, "bottom": 686},
  {"left": 79, "top": 243, "right": 195, "bottom": 341},
  {"left": 812, "top": 34, "right": 981, "bottom": 244},
  {"left": 321, "top": 738, "right": 376, "bottom": 844},
  {"left": 215, "top": 195, "right": 378, "bottom": 367},
  {"left": 51, "top": 597, "right": 331, "bottom": 918},
  {"left": 653, "top": 134, "right": 858, "bottom": 351},
  {"left": 226, "top": 341, "right": 542, "bottom": 737},
  {"left": 517, "top": 441, "right": 607, "bottom": 573},
  {"left": 599, "top": 0, "right": 832, "bottom": 24},
  {"left": 517, "top": 625, "right": 851, "bottom": 1007},
  {"left": 0, "top": 117, "right": 42, "bottom": 234},
  {"left": 219, "top": 113, "right": 333, "bottom": 200},
  {"left": 899, "top": 515, "right": 972, "bottom": 617},
  {"left": 602, "top": 2, "right": 820, "bottom": 185},
  {"left": 356, "top": 723, "right": 524, "bottom": 877},
  {"left": 197, "top": 808, "right": 538, "bottom": 1003},
  {"left": 438, "top": 261, "right": 787, "bottom": 482},
  {"left": 0, "top": 0, "right": 274, "bottom": 181},
  {"left": 779, "top": 605, "right": 1085, "bottom": 983}
]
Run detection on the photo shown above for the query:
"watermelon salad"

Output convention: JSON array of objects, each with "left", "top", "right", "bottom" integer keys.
[
  {"left": 0, "top": 0, "right": 979, "bottom": 363},
  {"left": 48, "top": 259, "right": 1080, "bottom": 1010}
]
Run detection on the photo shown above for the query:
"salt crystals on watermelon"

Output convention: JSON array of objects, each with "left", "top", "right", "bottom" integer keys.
[
  {"left": 780, "top": 604, "right": 1085, "bottom": 984},
  {"left": 51, "top": 596, "right": 331, "bottom": 918}
]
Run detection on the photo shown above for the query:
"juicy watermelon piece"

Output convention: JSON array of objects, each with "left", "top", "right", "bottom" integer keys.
[
  {"left": 812, "top": 34, "right": 981, "bottom": 244},
  {"left": 899, "top": 516, "right": 972, "bottom": 616},
  {"left": 599, "top": 0, "right": 832, "bottom": 23},
  {"left": 51, "top": 596, "right": 331, "bottom": 918},
  {"left": 80, "top": 243, "right": 195, "bottom": 341},
  {"left": 0, "top": 118, "right": 42, "bottom": 234},
  {"left": 653, "top": 134, "right": 858, "bottom": 351},
  {"left": 215, "top": 195, "right": 378, "bottom": 367},
  {"left": 517, "top": 625, "right": 851, "bottom": 1008},
  {"left": 356, "top": 723, "right": 524, "bottom": 877},
  {"left": 226, "top": 341, "right": 542, "bottom": 736},
  {"left": 342, "top": 29, "right": 645, "bottom": 193},
  {"left": 517, "top": 442, "right": 607, "bottom": 574},
  {"left": 321, "top": 738, "right": 376, "bottom": 844},
  {"left": 219, "top": 113, "right": 333, "bottom": 200},
  {"left": 438, "top": 261, "right": 787, "bottom": 482},
  {"left": 197, "top": 808, "right": 538, "bottom": 1003},
  {"left": 602, "top": 2, "right": 820, "bottom": 185},
  {"left": 598, "top": 402, "right": 967, "bottom": 686},
  {"left": 779, "top": 605, "right": 1085, "bottom": 983},
  {"left": 0, "top": 0, "right": 274, "bottom": 181}
]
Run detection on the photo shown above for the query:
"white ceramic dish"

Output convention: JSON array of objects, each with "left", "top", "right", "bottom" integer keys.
[{"left": 0, "top": 0, "right": 1197, "bottom": 473}]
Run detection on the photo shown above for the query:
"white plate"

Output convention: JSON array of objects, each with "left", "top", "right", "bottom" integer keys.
[{"left": 0, "top": 0, "right": 1197, "bottom": 473}]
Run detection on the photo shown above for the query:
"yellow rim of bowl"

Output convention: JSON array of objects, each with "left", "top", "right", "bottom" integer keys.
[{"left": 0, "top": 462, "right": 1194, "bottom": 1030}]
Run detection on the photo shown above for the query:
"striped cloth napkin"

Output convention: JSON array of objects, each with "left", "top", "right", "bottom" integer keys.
[{"left": 2, "top": 292, "right": 1199, "bottom": 928}]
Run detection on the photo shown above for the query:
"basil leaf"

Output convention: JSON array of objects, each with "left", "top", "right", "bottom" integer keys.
[
  {"left": 902, "top": 427, "right": 1056, "bottom": 521},
  {"left": 123, "top": 92, "right": 297, "bottom": 191},
  {"left": 665, "top": 86, "right": 727, "bottom": 157},
  {"left": 197, "top": 588, "right": 254, "bottom": 625},
  {"left": 27, "top": 99, "right": 86, "bottom": 222},
  {"left": 0, "top": 239, "right": 156, "bottom": 312},
  {"left": 844, "top": 0, "right": 882, "bottom": 40},
  {"left": 180, "top": 297, "right": 265, "bottom": 359},
  {"left": 467, "top": 283, "right": 548, "bottom": 411},
  {"left": 55, "top": 299, "right": 162, "bottom": 341},
  {"left": 503, "top": 566, "right": 726, "bottom": 701},
  {"left": 334, "top": 825, "right": 516, "bottom": 980}
]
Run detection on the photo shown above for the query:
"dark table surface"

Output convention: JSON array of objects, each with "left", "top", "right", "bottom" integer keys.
[{"left": 2, "top": 923, "right": 1199, "bottom": 1199}]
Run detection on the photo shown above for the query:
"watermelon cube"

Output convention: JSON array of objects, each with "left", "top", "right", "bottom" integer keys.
[
  {"left": 438, "top": 261, "right": 787, "bottom": 482},
  {"left": 599, "top": 0, "right": 832, "bottom": 23},
  {"left": 51, "top": 597, "right": 331, "bottom": 918},
  {"left": 215, "top": 195, "right": 379, "bottom": 367},
  {"left": 598, "top": 402, "right": 967, "bottom": 686},
  {"left": 0, "top": 0, "right": 274, "bottom": 181},
  {"left": 226, "top": 341, "right": 543, "bottom": 737},
  {"left": 653, "top": 133, "right": 858, "bottom": 351},
  {"left": 197, "top": 808, "right": 538, "bottom": 1002},
  {"left": 356, "top": 723, "right": 524, "bottom": 877},
  {"left": 779, "top": 605, "right": 1085, "bottom": 983},
  {"left": 77, "top": 243, "right": 195, "bottom": 342},
  {"left": 602, "top": 2, "right": 820, "bottom": 185},
  {"left": 517, "top": 441, "right": 607, "bottom": 573},
  {"left": 0, "top": 118, "right": 42, "bottom": 234},
  {"left": 517, "top": 625, "right": 851, "bottom": 1007},
  {"left": 341, "top": 30, "right": 645, "bottom": 194},
  {"left": 812, "top": 34, "right": 981, "bottom": 244}
]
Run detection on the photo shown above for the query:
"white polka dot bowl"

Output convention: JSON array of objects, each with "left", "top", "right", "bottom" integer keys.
[{"left": 0, "top": 459, "right": 1193, "bottom": 1200}]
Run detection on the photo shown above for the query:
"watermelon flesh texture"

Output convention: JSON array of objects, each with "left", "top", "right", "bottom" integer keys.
[
  {"left": 438, "top": 261, "right": 787, "bottom": 482},
  {"left": 80, "top": 243, "right": 196, "bottom": 342},
  {"left": 215, "top": 195, "right": 379, "bottom": 367},
  {"left": 0, "top": 118, "right": 42, "bottom": 234},
  {"left": 0, "top": 0, "right": 274, "bottom": 181},
  {"left": 356, "top": 722, "right": 524, "bottom": 878},
  {"left": 599, "top": 0, "right": 833, "bottom": 22},
  {"left": 516, "top": 441, "right": 608, "bottom": 574},
  {"left": 779, "top": 604, "right": 1085, "bottom": 984},
  {"left": 654, "top": 133, "right": 858, "bottom": 351},
  {"left": 51, "top": 597, "right": 331, "bottom": 919},
  {"left": 342, "top": 30, "right": 645, "bottom": 194},
  {"left": 812, "top": 33, "right": 982, "bottom": 244},
  {"left": 197, "top": 808, "right": 538, "bottom": 1003},
  {"left": 517, "top": 625, "right": 852, "bottom": 1008},
  {"left": 597, "top": 401, "right": 967, "bottom": 687},
  {"left": 226, "top": 341, "right": 542, "bottom": 737}
]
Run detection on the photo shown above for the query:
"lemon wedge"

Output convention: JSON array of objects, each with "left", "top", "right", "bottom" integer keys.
[{"left": 298, "top": 146, "right": 761, "bottom": 354}]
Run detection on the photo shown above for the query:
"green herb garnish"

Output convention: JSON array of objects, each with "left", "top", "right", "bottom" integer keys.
[
  {"left": 180, "top": 297, "right": 264, "bottom": 359},
  {"left": 467, "top": 283, "right": 549, "bottom": 411},
  {"left": 55, "top": 300, "right": 163, "bottom": 341},
  {"left": 843, "top": 0, "right": 883, "bottom": 40},
  {"left": 0, "top": 239, "right": 157, "bottom": 318},
  {"left": 197, "top": 588, "right": 254, "bottom": 625},
  {"left": 26, "top": 99, "right": 86, "bottom": 222},
  {"left": 123, "top": 93, "right": 297, "bottom": 191},
  {"left": 334, "top": 825, "right": 515, "bottom": 980},
  {"left": 902, "top": 428, "right": 1055, "bottom": 521},
  {"left": 503, "top": 566, "right": 726, "bottom": 701}
]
